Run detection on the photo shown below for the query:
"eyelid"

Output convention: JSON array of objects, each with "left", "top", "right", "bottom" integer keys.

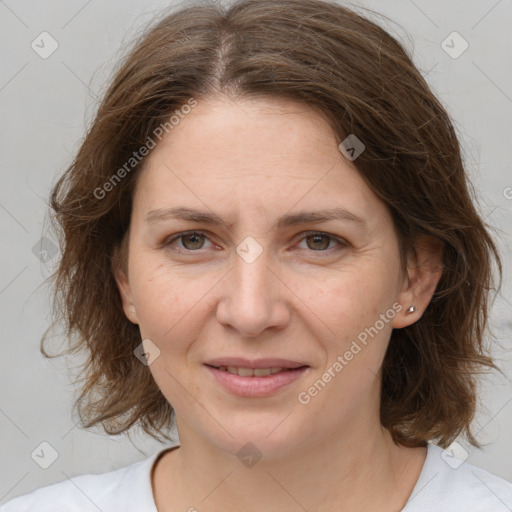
[
  {"left": 163, "top": 230, "right": 348, "bottom": 254},
  {"left": 295, "top": 230, "right": 348, "bottom": 251},
  {"left": 163, "top": 230, "right": 217, "bottom": 250}
]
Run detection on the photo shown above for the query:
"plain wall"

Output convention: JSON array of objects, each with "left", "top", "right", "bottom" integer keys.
[{"left": 1, "top": 0, "right": 511, "bottom": 504}]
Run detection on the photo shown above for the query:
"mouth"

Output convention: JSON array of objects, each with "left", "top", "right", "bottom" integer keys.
[
  {"left": 204, "top": 357, "right": 309, "bottom": 370},
  {"left": 204, "top": 364, "right": 309, "bottom": 377},
  {"left": 203, "top": 358, "right": 310, "bottom": 397}
]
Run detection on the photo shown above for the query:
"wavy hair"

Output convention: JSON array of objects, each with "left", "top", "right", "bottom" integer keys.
[{"left": 43, "top": 0, "right": 503, "bottom": 448}]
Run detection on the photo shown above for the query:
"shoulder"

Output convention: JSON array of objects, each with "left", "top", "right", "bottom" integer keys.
[
  {"left": 404, "top": 443, "right": 512, "bottom": 512},
  {"left": 0, "top": 448, "right": 166, "bottom": 512}
]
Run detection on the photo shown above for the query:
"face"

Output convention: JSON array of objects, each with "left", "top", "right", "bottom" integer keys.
[{"left": 115, "top": 96, "right": 426, "bottom": 459}]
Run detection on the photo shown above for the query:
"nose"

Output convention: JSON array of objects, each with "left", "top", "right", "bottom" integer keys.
[{"left": 215, "top": 246, "right": 291, "bottom": 338}]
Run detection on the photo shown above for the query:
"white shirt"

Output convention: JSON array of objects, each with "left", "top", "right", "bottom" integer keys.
[{"left": 1, "top": 442, "right": 511, "bottom": 511}]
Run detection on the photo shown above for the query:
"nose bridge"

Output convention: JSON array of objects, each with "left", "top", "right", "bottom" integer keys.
[
  {"left": 216, "top": 235, "right": 288, "bottom": 337},
  {"left": 233, "top": 236, "right": 273, "bottom": 311}
]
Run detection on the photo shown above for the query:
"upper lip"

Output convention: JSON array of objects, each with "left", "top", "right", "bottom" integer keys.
[{"left": 204, "top": 357, "right": 309, "bottom": 369}]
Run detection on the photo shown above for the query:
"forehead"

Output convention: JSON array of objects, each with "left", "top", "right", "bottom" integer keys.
[
  {"left": 132, "top": 96, "right": 385, "bottom": 226},
  {"left": 155, "top": 96, "right": 338, "bottom": 166}
]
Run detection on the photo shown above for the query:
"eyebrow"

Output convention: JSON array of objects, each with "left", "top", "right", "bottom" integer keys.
[{"left": 145, "top": 206, "right": 368, "bottom": 230}]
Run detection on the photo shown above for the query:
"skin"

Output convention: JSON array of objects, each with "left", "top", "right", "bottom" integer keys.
[{"left": 114, "top": 96, "right": 444, "bottom": 512}]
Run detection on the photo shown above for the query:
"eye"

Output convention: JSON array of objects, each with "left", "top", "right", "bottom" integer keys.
[
  {"left": 163, "top": 230, "right": 347, "bottom": 255},
  {"left": 296, "top": 231, "right": 347, "bottom": 254},
  {"left": 165, "top": 231, "right": 213, "bottom": 251}
]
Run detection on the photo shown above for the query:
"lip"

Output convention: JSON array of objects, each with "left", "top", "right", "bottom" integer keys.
[
  {"left": 204, "top": 357, "right": 308, "bottom": 369},
  {"left": 204, "top": 364, "right": 310, "bottom": 397}
]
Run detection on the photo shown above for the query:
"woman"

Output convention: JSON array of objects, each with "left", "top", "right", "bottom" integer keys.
[{"left": 2, "top": 0, "right": 511, "bottom": 510}]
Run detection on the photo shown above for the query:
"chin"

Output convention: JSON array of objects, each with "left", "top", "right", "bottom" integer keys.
[{"left": 201, "top": 415, "right": 311, "bottom": 462}]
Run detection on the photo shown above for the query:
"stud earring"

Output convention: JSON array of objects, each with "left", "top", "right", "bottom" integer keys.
[{"left": 406, "top": 305, "right": 416, "bottom": 314}]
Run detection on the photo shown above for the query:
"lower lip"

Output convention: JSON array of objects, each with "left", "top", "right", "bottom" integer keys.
[{"left": 205, "top": 365, "right": 310, "bottom": 397}]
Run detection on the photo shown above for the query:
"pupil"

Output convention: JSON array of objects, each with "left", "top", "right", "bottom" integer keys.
[
  {"left": 184, "top": 233, "right": 204, "bottom": 250},
  {"left": 308, "top": 234, "right": 328, "bottom": 250}
]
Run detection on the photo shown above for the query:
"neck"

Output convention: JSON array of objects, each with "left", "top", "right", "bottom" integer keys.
[{"left": 153, "top": 413, "right": 427, "bottom": 512}]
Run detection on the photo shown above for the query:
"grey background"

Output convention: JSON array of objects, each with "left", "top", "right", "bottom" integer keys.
[{"left": 1, "top": 0, "right": 511, "bottom": 504}]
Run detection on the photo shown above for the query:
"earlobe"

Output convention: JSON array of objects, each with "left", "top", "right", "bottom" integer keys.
[
  {"left": 112, "top": 247, "right": 139, "bottom": 325},
  {"left": 392, "top": 234, "right": 444, "bottom": 329}
]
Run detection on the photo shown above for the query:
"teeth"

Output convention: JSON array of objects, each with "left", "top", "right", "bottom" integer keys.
[{"left": 217, "top": 366, "right": 288, "bottom": 376}]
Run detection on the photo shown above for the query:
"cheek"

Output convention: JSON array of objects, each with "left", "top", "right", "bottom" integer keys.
[
  {"left": 295, "top": 275, "right": 396, "bottom": 422},
  {"left": 295, "top": 259, "right": 398, "bottom": 375},
  {"left": 299, "top": 261, "right": 396, "bottom": 332},
  {"left": 129, "top": 259, "right": 209, "bottom": 343},
  {"left": 129, "top": 262, "right": 210, "bottom": 398}
]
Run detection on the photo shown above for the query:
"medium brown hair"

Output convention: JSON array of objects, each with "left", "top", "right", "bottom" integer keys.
[{"left": 43, "top": 0, "right": 503, "bottom": 448}]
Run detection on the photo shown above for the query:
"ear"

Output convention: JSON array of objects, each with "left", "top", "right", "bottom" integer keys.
[
  {"left": 392, "top": 234, "right": 444, "bottom": 329},
  {"left": 112, "top": 244, "right": 139, "bottom": 325}
]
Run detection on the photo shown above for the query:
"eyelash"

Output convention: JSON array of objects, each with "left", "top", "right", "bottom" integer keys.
[{"left": 163, "top": 230, "right": 348, "bottom": 256}]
